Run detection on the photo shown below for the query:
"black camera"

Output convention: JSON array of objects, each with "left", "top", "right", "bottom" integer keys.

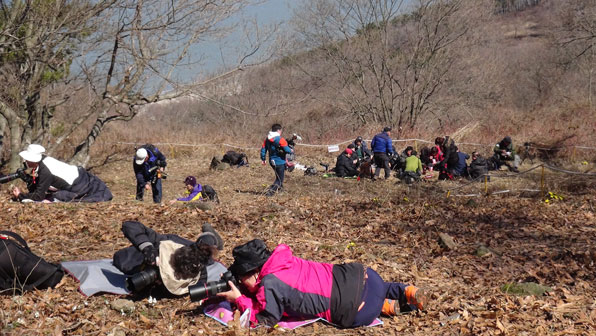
[
  {"left": 126, "top": 267, "right": 159, "bottom": 293},
  {"left": 0, "top": 167, "right": 32, "bottom": 185},
  {"left": 189, "top": 271, "right": 236, "bottom": 302}
]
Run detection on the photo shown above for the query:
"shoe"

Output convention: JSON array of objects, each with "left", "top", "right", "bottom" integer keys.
[
  {"left": 381, "top": 298, "right": 399, "bottom": 316},
  {"left": 405, "top": 285, "right": 428, "bottom": 311}
]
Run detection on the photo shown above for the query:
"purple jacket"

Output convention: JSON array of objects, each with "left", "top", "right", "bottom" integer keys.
[
  {"left": 176, "top": 184, "right": 202, "bottom": 201},
  {"left": 234, "top": 244, "right": 364, "bottom": 327}
]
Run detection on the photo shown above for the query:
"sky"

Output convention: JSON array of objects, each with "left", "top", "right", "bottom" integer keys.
[{"left": 193, "top": 0, "right": 298, "bottom": 81}]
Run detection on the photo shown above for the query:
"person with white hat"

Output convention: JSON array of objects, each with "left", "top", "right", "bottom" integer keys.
[
  {"left": 133, "top": 144, "right": 167, "bottom": 203},
  {"left": 12, "top": 144, "right": 112, "bottom": 202}
]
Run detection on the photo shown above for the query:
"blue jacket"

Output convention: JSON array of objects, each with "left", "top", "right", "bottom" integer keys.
[
  {"left": 370, "top": 132, "right": 394, "bottom": 154},
  {"left": 261, "top": 131, "right": 292, "bottom": 166},
  {"left": 133, "top": 145, "right": 167, "bottom": 185},
  {"left": 454, "top": 152, "right": 469, "bottom": 176}
]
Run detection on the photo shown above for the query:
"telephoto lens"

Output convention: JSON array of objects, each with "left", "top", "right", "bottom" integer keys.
[
  {"left": 126, "top": 268, "right": 158, "bottom": 292},
  {"left": 189, "top": 271, "right": 236, "bottom": 302}
]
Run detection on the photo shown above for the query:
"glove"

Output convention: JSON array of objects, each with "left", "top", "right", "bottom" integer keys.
[{"left": 142, "top": 245, "right": 158, "bottom": 266}]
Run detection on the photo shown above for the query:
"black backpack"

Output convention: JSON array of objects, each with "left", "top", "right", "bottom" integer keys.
[
  {"left": 0, "top": 231, "right": 64, "bottom": 294},
  {"left": 202, "top": 185, "right": 219, "bottom": 203}
]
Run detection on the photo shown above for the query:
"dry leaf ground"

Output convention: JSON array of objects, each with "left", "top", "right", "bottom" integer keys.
[{"left": 1, "top": 147, "right": 595, "bottom": 335}]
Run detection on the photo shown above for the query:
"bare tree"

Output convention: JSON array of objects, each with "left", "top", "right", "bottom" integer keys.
[
  {"left": 1, "top": 0, "right": 267, "bottom": 169},
  {"left": 554, "top": 0, "right": 596, "bottom": 107},
  {"left": 0, "top": 0, "right": 115, "bottom": 170},
  {"left": 289, "top": 0, "right": 475, "bottom": 137}
]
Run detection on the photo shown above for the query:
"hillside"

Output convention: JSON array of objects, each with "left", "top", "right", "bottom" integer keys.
[{"left": 1, "top": 148, "right": 595, "bottom": 335}]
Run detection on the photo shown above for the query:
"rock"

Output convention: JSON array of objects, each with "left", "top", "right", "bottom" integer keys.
[
  {"left": 110, "top": 299, "right": 135, "bottom": 314},
  {"left": 475, "top": 245, "right": 492, "bottom": 257},
  {"left": 501, "top": 282, "right": 553, "bottom": 296},
  {"left": 438, "top": 233, "right": 457, "bottom": 250}
]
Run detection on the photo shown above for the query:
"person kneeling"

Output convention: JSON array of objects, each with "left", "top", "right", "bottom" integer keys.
[
  {"left": 218, "top": 239, "right": 429, "bottom": 328},
  {"left": 334, "top": 148, "right": 358, "bottom": 178},
  {"left": 113, "top": 221, "right": 226, "bottom": 296},
  {"left": 12, "top": 144, "right": 112, "bottom": 203},
  {"left": 400, "top": 147, "right": 422, "bottom": 184}
]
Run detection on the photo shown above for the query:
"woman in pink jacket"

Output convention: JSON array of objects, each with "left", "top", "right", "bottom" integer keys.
[{"left": 217, "top": 239, "right": 428, "bottom": 328}]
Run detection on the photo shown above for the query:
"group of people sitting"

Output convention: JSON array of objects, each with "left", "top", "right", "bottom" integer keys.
[
  {"left": 113, "top": 220, "right": 428, "bottom": 329},
  {"left": 330, "top": 129, "right": 521, "bottom": 183}
]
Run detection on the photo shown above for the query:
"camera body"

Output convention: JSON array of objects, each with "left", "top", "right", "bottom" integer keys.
[
  {"left": 188, "top": 270, "right": 236, "bottom": 302},
  {"left": 126, "top": 267, "right": 159, "bottom": 293}
]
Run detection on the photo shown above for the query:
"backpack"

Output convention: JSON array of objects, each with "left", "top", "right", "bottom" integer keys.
[
  {"left": 0, "top": 231, "right": 64, "bottom": 294},
  {"left": 202, "top": 185, "right": 219, "bottom": 203}
]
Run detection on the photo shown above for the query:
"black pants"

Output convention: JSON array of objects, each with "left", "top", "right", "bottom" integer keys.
[
  {"left": 267, "top": 164, "right": 286, "bottom": 195},
  {"left": 373, "top": 153, "right": 391, "bottom": 179}
]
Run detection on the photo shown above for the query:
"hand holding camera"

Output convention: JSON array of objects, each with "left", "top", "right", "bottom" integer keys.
[
  {"left": 142, "top": 245, "right": 158, "bottom": 266},
  {"left": 189, "top": 270, "right": 237, "bottom": 302}
]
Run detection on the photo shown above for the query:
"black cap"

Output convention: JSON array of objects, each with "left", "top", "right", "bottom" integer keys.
[
  {"left": 355, "top": 136, "right": 363, "bottom": 142},
  {"left": 383, "top": 126, "right": 392, "bottom": 132},
  {"left": 229, "top": 239, "right": 271, "bottom": 277},
  {"left": 504, "top": 136, "right": 512, "bottom": 143}
]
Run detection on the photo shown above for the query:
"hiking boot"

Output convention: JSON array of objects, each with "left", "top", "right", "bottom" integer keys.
[{"left": 405, "top": 285, "right": 428, "bottom": 311}]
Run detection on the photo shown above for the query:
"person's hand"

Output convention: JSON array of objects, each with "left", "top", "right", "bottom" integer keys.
[
  {"left": 145, "top": 183, "right": 151, "bottom": 190},
  {"left": 12, "top": 186, "right": 20, "bottom": 198},
  {"left": 142, "top": 245, "right": 158, "bottom": 266},
  {"left": 261, "top": 161, "right": 266, "bottom": 165},
  {"left": 216, "top": 281, "right": 242, "bottom": 302}
]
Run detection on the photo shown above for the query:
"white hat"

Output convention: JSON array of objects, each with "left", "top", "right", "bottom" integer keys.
[
  {"left": 158, "top": 240, "right": 202, "bottom": 295},
  {"left": 18, "top": 144, "right": 46, "bottom": 163},
  {"left": 135, "top": 148, "right": 148, "bottom": 165}
]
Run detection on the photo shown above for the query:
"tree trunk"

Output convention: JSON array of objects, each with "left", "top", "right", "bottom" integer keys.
[{"left": 69, "top": 110, "right": 109, "bottom": 167}]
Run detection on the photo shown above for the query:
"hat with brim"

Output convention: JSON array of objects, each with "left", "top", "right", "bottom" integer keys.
[
  {"left": 135, "top": 148, "right": 148, "bottom": 165},
  {"left": 229, "top": 239, "right": 271, "bottom": 277},
  {"left": 158, "top": 240, "right": 202, "bottom": 295},
  {"left": 19, "top": 144, "right": 46, "bottom": 163}
]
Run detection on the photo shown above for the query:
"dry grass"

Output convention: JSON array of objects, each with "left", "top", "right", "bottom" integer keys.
[{"left": 1, "top": 149, "right": 595, "bottom": 335}]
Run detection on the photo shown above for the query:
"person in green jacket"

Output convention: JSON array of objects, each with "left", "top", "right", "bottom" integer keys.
[
  {"left": 401, "top": 147, "right": 422, "bottom": 184},
  {"left": 493, "top": 136, "right": 520, "bottom": 172}
]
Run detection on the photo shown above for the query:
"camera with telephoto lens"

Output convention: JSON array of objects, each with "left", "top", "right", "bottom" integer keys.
[
  {"left": 126, "top": 267, "right": 159, "bottom": 293},
  {"left": 188, "top": 271, "right": 236, "bottom": 302}
]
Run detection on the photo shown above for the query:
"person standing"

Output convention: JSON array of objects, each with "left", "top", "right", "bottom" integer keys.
[
  {"left": 370, "top": 127, "right": 394, "bottom": 180},
  {"left": 134, "top": 144, "right": 167, "bottom": 203},
  {"left": 260, "top": 124, "right": 293, "bottom": 196}
]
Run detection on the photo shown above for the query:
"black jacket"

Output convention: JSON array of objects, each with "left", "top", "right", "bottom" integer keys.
[
  {"left": 469, "top": 156, "right": 488, "bottom": 179},
  {"left": 112, "top": 221, "right": 192, "bottom": 275},
  {"left": 334, "top": 153, "right": 358, "bottom": 177}
]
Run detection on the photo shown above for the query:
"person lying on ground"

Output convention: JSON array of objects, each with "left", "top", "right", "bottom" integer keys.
[
  {"left": 334, "top": 148, "right": 358, "bottom": 178},
  {"left": 12, "top": 144, "right": 112, "bottom": 203},
  {"left": 113, "top": 221, "right": 226, "bottom": 296},
  {"left": 169, "top": 176, "right": 218, "bottom": 204},
  {"left": 221, "top": 151, "right": 249, "bottom": 168},
  {"left": 217, "top": 239, "right": 429, "bottom": 328}
]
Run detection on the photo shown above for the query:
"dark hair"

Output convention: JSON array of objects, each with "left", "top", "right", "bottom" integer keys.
[
  {"left": 271, "top": 124, "right": 282, "bottom": 132},
  {"left": 347, "top": 143, "right": 355, "bottom": 149},
  {"left": 170, "top": 243, "right": 213, "bottom": 280},
  {"left": 355, "top": 136, "right": 363, "bottom": 143},
  {"left": 405, "top": 146, "right": 413, "bottom": 153},
  {"left": 431, "top": 147, "right": 438, "bottom": 155},
  {"left": 435, "top": 137, "right": 444, "bottom": 145},
  {"left": 454, "top": 146, "right": 459, "bottom": 151}
]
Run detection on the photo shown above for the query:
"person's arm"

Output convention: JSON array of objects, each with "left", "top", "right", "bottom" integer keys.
[
  {"left": 235, "top": 282, "right": 284, "bottom": 327},
  {"left": 18, "top": 166, "right": 52, "bottom": 202},
  {"left": 133, "top": 161, "right": 147, "bottom": 185},
  {"left": 417, "top": 158, "right": 423, "bottom": 174},
  {"left": 279, "top": 138, "right": 292, "bottom": 153},
  {"left": 509, "top": 144, "right": 516, "bottom": 157},
  {"left": 121, "top": 221, "right": 159, "bottom": 251},
  {"left": 260, "top": 139, "right": 267, "bottom": 163},
  {"left": 362, "top": 142, "right": 372, "bottom": 157},
  {"left": 493, "top": 143, "right": 501, "bottom": 155}
]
